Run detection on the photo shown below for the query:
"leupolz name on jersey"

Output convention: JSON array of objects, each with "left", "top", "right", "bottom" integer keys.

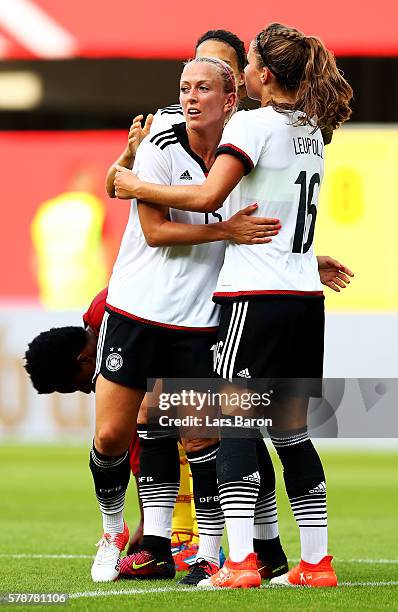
[{"left": 293, "top": 136, "right": 324, "bottom": 159}]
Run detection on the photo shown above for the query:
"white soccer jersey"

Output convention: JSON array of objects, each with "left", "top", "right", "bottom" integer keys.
[
  {"left": 107, "top": 122, "right": 225, "bottom": 330},
  {"left": 213, "top": 107, "right": 324, "bottom": 300},
  {"left": 151, "top": 104, "right": 184, "bottom": 133}
]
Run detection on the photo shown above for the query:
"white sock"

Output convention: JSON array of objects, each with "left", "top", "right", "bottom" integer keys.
[
  {"left": 102, "top": 510, "right": 124, "bottom": 536},
  {"left": 253, "top": 521, "right": 279, "bottom": 540},
  {"left": 196, "top": 535, "right": 221, "bottom": 566},
  {"left": 144, "top": 507, "right": 173, "bottom": 539},
  {"left": 254, "top": 490, "right": 279, "bottom": 540},
  {"left": 300, "top": 527, "right": 328, "bottom": 564},
  {"left": 225, "top": 517, "right": 254, "bottom": 562}
]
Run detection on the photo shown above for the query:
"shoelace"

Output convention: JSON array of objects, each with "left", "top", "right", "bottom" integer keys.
[
  {"left": 94, "top": 533, "right": 119, "bottom": 566},
  {"left": 96, "top": 533, "right": 112, "bottom": 548},
  {"left": 214, "top": 566, "right": 232, "bottom": 585},
  {"left": 186, "top": 559, "right": 213, "bottom": 580}
]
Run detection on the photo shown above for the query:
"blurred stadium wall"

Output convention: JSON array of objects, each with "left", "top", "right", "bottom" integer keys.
[{"left": 0, "top": 0, "right": 397, "bottom": 443}]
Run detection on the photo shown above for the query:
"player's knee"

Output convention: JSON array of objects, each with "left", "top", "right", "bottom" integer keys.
[{"left": 95, "top": 425, "right": 129, "bottom": 456}]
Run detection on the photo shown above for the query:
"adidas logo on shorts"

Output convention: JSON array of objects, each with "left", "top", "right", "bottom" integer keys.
[
  {"left": 237, "top": 368, "right": 251, "bottom": 378},
  {"left": 180, "top": 170, "right": 192, "bottom": 180}
]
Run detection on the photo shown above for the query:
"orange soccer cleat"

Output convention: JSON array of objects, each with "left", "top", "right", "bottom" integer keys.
[
  {"left": 198, "top": 553, "right": 261, "bottom": 589},
  {"left": 270, "top": 555, "right": 337, "bottom": 587}
]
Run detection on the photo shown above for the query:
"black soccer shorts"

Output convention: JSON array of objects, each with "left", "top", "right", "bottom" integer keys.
[
  {"left": 213, "top": 297, "right": 325, "bottom": 398},
  {"left": 95, "top": 309, "right": 217, "bottom": 390}
]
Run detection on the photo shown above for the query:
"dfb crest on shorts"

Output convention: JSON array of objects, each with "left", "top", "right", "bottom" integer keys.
[{"left": 106, "top": 348, "right": 123, "bottom": 372}]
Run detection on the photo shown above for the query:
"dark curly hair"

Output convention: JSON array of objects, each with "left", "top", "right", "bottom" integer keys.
[
  {"left": 195, "top": 29, "right": 247, "bottom": 72},
  {"left": 24, "top": 326, "right": 87, "bottom": 394}
]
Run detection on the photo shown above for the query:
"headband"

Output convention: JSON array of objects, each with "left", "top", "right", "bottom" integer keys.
[{"left": 192, "top": 56, "right": 236, "bottom": 93}]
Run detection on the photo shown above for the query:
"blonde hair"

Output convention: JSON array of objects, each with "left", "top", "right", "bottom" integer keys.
[{"left": 183, "top": 57, "right": 238, "bottom": 121}]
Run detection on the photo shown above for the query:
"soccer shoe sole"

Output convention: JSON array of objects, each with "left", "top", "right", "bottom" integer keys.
[
  {"left": 91, "top": 560, "right": 120, "bottom": 583},
  {"left": 197, "top": 572, "right": 261, "bottom": 589}
]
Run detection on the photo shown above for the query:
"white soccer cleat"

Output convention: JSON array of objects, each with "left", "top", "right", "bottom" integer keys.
[{"left": 91, "top": 522, "right": 129, "bottom": 582}]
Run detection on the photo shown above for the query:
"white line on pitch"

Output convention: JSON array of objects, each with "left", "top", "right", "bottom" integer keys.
[
  {"left": 1, "top": 554, "right": 398, "bottom": 564},
  {"left": 339, "top": 581, "right": 398, "bottom": 587},
  {"left": 346, "top": 559, "right": 398, "bottom": 564},
  {"left": 69, "top": 581, "right": 398, "bottom": 599}
]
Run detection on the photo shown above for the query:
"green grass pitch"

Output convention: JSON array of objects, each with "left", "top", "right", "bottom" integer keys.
[{"left": 0, "top": 445, "right": 397, "bottom": 611}]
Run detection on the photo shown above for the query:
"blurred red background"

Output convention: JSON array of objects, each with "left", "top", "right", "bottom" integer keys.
[
  {"left": 0, "top": 131, "right": 129, "bottom": 301},
  {"left": 1, "top": 0, "right": 397, "bottom": 58}
]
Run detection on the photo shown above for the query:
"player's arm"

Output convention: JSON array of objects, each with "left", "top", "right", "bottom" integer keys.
[
  {"left": 138, "top": 201, "right": 280, "bottom": 247},
  {"left": 317, "top": 255, "right": 354, "bottom": 292},
  {"left": 115, "top": 154, "right": 245, "bottom": 213},
  {"left": 105, "top": 114, "right": 153, "bottom": 198},
  {"left": 114, "top": 112, "right": 263, "bottom": 212}
]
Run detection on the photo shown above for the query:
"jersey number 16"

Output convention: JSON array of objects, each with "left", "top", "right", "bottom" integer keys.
[{"left": 292, "top": 171, "right": 320, "bottom": 254}]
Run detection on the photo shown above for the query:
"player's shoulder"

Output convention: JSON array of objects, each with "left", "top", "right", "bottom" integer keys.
[
  {"left": 226, "top": 107, "right": 268, "bottom": 130},
  {"left": 149, "top": 125, "right": 179, "bottom": 150},
  {"left": 148, "top": 120, "right": 189, "bottom": 156},
  {"left": 151, "top": 104, "right": 184, "bottom": 134},
  {"left": 252, "top": 106, "right": 283, "bottom": 126},
  {"left": 158, "top": 103, "right": 184, "bottom": 117},
  {"left": 244, "top": 107, "right": 307, "bottom": 138},
  {"left": 226, "top": 108, "right": 248, "bottom": 123}
]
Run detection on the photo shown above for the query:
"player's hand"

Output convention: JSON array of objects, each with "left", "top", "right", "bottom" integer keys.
[
  {"left": 114, "top": 165, "right": 142, "bottom": 199},
  {"left": 317, "top": 255, "right": 354, "bottom": 292},
  {"left": 126, "top": 519, "right": 144, "bottom": 555},
  {"left": 126, "top": 114, "right": 154, "bottom": 158},
  {"left": 225, "top": 204, "right": 281, "bottom": 244}
]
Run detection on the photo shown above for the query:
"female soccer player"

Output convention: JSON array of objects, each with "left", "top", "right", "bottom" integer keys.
[
  {"left": 108, "top": 30, "right": 294, "bottom": 586},
  {"left": 113, "top": 22, "right": 353, "bottom": 588},
  {"left": 90, "top": 56, "right": 282, "bottom": 584},
  {"left": 105, "top": 30, "right": 248, "bottom": 199}
]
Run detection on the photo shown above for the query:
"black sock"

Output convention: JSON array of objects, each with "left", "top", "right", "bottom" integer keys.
[
  {"left": 140, "top": 535, "right": 173, "bottom": 558},
  {"left": 137, "top": 425, "right": 180, "bottom": 556},
  {"left": 186, "top": 442, "right": 224, "bottom": 565},
  {"left": 270, "top": 428, "right": 327, "bottom": 558},
  {"left": 89, "top": 444, "right": 130, "bottom": 515}
]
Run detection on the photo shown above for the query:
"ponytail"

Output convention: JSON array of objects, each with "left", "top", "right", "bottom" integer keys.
[
  {"left": 295, "top": 36, "right": 352, "bottom": 130},
  {"left": 256, "top": 23, "right": 353, "bottom": 130}
]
